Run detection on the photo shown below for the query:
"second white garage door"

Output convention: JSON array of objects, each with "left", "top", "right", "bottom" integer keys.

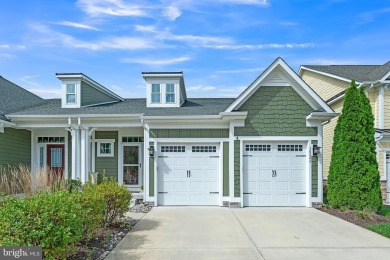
[
  {"left": 157, "top": 144, "right": 220, "bottom": 206},
  {"left": 243, "top": 143, "right": 307, "bottom": 207}
]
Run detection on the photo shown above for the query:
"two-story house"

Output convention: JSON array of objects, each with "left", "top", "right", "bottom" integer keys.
[
  {"left": 299, "top": 61, "right": 390, "bottom": 203},
  {"left": 1, "top": 57, "right": 337, "bottom": 207}
]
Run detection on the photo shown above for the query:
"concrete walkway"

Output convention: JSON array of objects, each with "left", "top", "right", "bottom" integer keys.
[{"left": 107, "top": 207, "right": 390, "bottom": 260}]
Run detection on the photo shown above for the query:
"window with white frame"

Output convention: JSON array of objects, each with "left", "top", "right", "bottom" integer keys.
[
  {"left": 97, "top": 140, "right": 115, "bottom": 157},
  {"left": 151, "top": 84, "right": 161, "bottom": 103},
  {"left": 66, "top": 84, "right": 76, "bottom": 104},
  {"left": 166, "top": 83, "right": 175, "bottom": 103}
]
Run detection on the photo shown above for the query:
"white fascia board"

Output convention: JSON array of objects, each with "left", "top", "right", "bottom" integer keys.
[
  {"left": 327, "top": 94, "right": 345, "bottom": 105},
  {"left": 226, "top": 58, "right": 334, "bottom": 113},
  {"left": 141, "top": 115, "right": 221, "bottom": 120},
  {"left": 56, "top": 74, "right": 124, "bottom": 101},
  {"left": 0, "top": 119, "right": 15, "bottom": 126},
  {"left": 306, "top": 112, "right": 339, "bottom": 122},
  {"left": 380, "top": 71, "right": 390, "bottom": 82},
  {"left": 7, "top": 114, "right": 144, "bottom": 119},
  {"left": 299, "top": 66, "right": 362, "bottom": 85},
  {"left": 142, "top": 73, "right": 183, "bottom": 78}
]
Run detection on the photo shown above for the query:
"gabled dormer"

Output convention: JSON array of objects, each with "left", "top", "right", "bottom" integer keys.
[
  {"left": 142, "top": 72, "right": 187, "bottom": 108},
  {"left": 56, "top": 73, "right": 124, "bottom": 108}
]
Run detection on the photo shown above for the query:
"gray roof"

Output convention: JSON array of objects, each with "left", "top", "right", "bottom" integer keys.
[
  {"left": 0, "top": 76, "right": 45, "bottom": 121},
  {"left": 8, "top": 98, "right": 235, "bottom": 117},
  {"left": 303, "top": 61, "right": 390, "bottom": 82}
]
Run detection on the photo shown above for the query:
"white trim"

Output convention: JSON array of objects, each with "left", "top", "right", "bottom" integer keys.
[
  {"left": 328, "top": 94, "right": 345, "bottom": 105},
  {"left": 239, "top": 139, "right": 243, "bottom": 207},
  {"left": 144, "top": 125, "right": 150, "bottom": 202},
  {"left": 237, "top": 136, "right": 319, "bottom": 141},
  {"left": 219, "top": 141, "right": 224, "bottom": 206},
  {"left": 154, "top": 140, "right": 158, "bottom": 206},
  {"left": 61, "top": 81, "right": 81, "bottom": 108},
  {"left": 96, "top": 139, "right": 115, "bottom": 157},
  {"left": 8, "top": 114, "right": 144, "bottom": 118},
  {"left": 226, "top": 58, "right": 334, "bottom": 113},
  {"left": 91, "top": 131, "right": 96, "bottom": 173},
  {"left": 305, "top": 140, "right": 311, "bottom": 207},
  {"left": 299, "top": 66, "right": 361, "bottom": 84},
  {"left": 379, "top": 86, "right": 385, "bottom": 129},
  {"left": 82, "top": 100, "right": 120, "bottom": 108},
  {"left": 380, "top": 71, "right": 390, "bottom": 82},
  {"left": 151, "top": 138, "right": 228, "bottom": 143}
]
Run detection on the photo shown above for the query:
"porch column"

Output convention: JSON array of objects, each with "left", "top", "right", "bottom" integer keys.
[
  {"left": 80, "top": 127, "right": 90, "bottom": 184},
  {"left": 70, "top": 128, "right": 79, "bottom": 180}
]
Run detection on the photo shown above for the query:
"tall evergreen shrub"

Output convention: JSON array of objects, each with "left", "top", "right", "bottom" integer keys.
[{"left": 327, "top": 80, "right": 382, "bottom": 211}]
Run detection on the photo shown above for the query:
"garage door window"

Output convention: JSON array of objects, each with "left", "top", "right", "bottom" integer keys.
[
  {"left": 192, "top": 146, "right": 217, "bottom": 152},
  {"left": 161, "top": 146, "right": 185, "bottom": 152},
  {"left": 245, "top": 144, "right": 271, "bottom": 152},
  {"left": 277, "top": 144, "right": 303, "bottom": 152}
]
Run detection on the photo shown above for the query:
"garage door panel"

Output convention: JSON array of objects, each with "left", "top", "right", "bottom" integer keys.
[
  {"left": 205, "top": 169, "right": 218, "bottom": 179},
  {"left": 243, "top": 142, "right": 306, "bottom": 207},
  {"left": 174, "top": 181, "right": 187, "bottom": 191},
  {"left": 290, "top": 169, "right": 304, "bottom": 180},
  {"left": 275, "top": 156, "right": 291, "bottom": 166},
  {"left": 158, "top": 144, "right": 220, "bottom": 206},
  {"left": 259, "top": 156, "right": 273, "bottom": 166},
  {"left": 259, "top": 181, "right": 272, "bottom": 191},
  {"left": 274, "top": 181, "right": 289, "bottom": 191},
  {"left": 290, "top": 181, "right": 304, "bottom": 191}
]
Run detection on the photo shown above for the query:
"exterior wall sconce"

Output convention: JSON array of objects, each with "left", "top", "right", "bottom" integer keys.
[
  {"left": 148, "top": 146, "right": 155, "bottom": 157},
  {"left": 312, "top": 145, "right": 321, "bottom": 156}
]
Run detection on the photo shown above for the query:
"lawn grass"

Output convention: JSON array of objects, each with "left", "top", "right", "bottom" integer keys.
[
  {"left": 367, "top": 205, "right": 390, "bottom": 238},
  {"left": 379, "top": 205, "right": 390, "bottom": 218},
  {"left": 367, "top": 223, "right": 390, "bottom": 238}
]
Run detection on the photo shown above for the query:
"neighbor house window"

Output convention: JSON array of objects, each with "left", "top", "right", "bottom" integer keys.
[
  {"left": 66, "top": 84, "right": 76, "bottom": 104},
  {"left": 151, "top": 84, "right": 161, "bottom": 103},
  {"left": 97, "top": 139, "right": 115, "bottom": 157},
  {"left": 166, "top": 83, "right": 175, "bottom": 103}
]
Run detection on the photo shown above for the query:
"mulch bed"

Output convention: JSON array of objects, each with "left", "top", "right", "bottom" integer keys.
[
  {"left": 318, "top": 206, "right": 390, "bottom": 228},
  {"left": 68, "top": 218, "right": 137, "bottom": 260}
]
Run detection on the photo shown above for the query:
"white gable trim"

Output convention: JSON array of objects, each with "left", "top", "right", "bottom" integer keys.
[
  {"left": 226, "top": 58, "right": 334, "bottom": 113},
  {"left": 380, "top": 70, "right": 390, "bottom": 82},
  {"left": 298, "top": 66, "right": 362, "bottom": 85}
]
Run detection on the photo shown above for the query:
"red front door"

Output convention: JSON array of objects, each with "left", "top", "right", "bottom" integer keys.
[{"left": 47, "top": 144, "right": 65, "bottom": 178}]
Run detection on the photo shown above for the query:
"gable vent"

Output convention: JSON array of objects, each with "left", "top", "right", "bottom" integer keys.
[{"left": 262, "top": 72, "right": 288, "bottom": 86}]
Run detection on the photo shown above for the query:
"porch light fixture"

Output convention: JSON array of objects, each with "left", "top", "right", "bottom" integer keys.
[
  {"left": 148, "top": 146, "right": 155, "bottom": 157},
  {"left": 312, "top": 145, "right": 321, "bottom": 156}
]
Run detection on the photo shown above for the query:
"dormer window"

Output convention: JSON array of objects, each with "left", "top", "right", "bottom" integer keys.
[
  {"left": 166, "top": 83, "right": 175, "bottom": 103},
  {"left": 66, "top": 84, "right": 76, "bottom": 104},
  {"left": 151, "top": 84, "right": 161, "bottom": 103}
]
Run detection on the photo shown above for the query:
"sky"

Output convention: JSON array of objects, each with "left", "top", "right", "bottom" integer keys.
[{"left": 0, "top": 0, "right": 390, "bottom": 99}]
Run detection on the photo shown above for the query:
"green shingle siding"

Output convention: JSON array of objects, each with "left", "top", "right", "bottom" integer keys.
[
  {"left": 95, "top": 131, "right": 118, "bottom": 179},
  {"left": 223, "top": 142, "right": 229, "bottom": 197},
  {"left": 0, "top": 128, "right": 31, "bottom": 168},
  {"left": 234, "top": 140, "right": 240, "bottom": 197},
  {"left": 81, "top": 81, "right": 116, "bottom": 107},
  {"left": 149, "top": 142, "right": 154, "bottom": 197},
  {"left": 150, "top": 129, "right": 229, "bottom": 138},
  {"left": 235, "top": 86, "right": 317, "bottom": 136}
]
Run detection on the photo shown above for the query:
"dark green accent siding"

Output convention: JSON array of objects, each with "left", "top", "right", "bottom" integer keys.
[
  {"left": 150, "top": 129, "right": 229, "bottom": 138},
  {"left": 80, "top": 81, "right": 117, "bottom": 107},
  {"left": 0, "top": 128, "right": 31, "bottom": 168},
  {"left": 234, "top": 140, "right": 240, "bottom": 197},
  {"left": 235, "top": 86, "right": 317, "bottom": 136},
  {"left": 149, "top": 142, "right": 154, "bottom": 197},
  {"left": 68, "top": 131, "right": 72, "bottom": 179},
  {"left": 223, "top": 142, "right": 229, "bottom": 197},
  {"left": 95, "top": 131, "right": 118, "bottom": 179},
  {"left": 311, "top": 140, "right": 318, "bottom": 197}
]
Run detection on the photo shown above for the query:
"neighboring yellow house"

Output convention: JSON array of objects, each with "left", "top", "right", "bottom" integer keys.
[{"left": 299, "top": 61, "right": 390, "bottom": 203}]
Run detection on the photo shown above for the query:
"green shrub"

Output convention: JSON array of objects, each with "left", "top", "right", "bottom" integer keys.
[
  {"left": 0, "top": 191, "right": 84, "bottom": 259},
  {"left": 77, "top": 183, "right": 106, "bottom": 237},
  {"left": 96, "top": 177, "right": 131, "bottom": 226},
  {"left": 327, "top": 81, "right": 382, "bottom": 211}
]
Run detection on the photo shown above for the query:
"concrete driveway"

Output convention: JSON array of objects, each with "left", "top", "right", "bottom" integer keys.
[{"left": 107, "top": 207, "right": 390, "bottom": 260}]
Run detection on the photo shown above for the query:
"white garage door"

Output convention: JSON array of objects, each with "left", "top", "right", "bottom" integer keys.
[
  {"left": 243, "top": 143, "right": 306, "bottom": 207},
  {"left": 157, "top": 144, "right": 220, "bottom": 206}
]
